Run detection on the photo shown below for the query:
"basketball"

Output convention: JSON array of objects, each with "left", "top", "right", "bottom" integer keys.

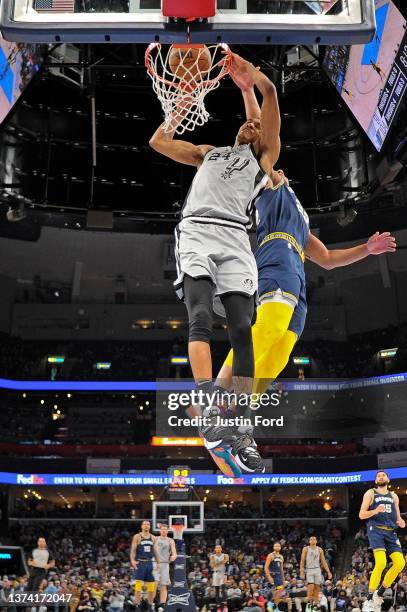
[{"left": 168, "top": 45, "right": 212, "bottom": 81}]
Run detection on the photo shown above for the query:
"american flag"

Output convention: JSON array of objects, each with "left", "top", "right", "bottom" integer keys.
[{"left": 34, "top": 0, "right": 75, "bottom": 12}]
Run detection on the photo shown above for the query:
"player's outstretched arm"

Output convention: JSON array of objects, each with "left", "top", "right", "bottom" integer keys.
[
  {"left": 229, "top": 53, "right": 280, "bottom": 174},
  {"left": 149, "top": 122, "right": 213, "bottom": 167},
  {"left": 305, "top": 231, "right": 396, "bottom": 270},
  {"left": 359, "top": 490, "right": 386, "bottom": 520}
]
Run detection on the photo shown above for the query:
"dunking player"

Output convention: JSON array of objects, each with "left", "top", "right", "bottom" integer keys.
[
  {"left": 130, "top": 520, "right": 158, "bottom": 611},
  {"left": 150, "top": 52, "right": 280, "bottom": 469},
  {"left": 359, "top": 470, "right": 405, "bottom": 612},
  {"left": 209, "top": 544, "right": 229, "bottom": 610},
  {"left": 300, "top": 536, "right": 332, "bottom": 612},
  {"left": 264, "top": 542, "right": 285, "bottom": 604},
  {"left": 212, "top": 56, "right": 397, "bottom": 475},
  {"left": 154, "top": 524, "right": 177, "bottom": 612}
]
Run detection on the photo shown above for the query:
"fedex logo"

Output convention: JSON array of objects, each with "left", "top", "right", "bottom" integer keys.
[
  {"left": 217, "top": 475, "right": 245, "bottom": 485},
  {"left": 17, "top": 474, "right": 45, "bottom": 485}
]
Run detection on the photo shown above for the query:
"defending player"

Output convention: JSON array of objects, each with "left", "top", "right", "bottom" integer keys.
[
  {"left": 154, "top": 524, "right": 177, "bottom": 611},
  {"left": 209, "top": 544, "right": 229, "bottom": 609},
  {"left": 300, "top": 536, "right": 332, "bottom": 612},
  {"left": 211, "top": 55, "right": 396, "bottom": 475},
  {"left": 150, "top": 51, "right": 280, "bottom": 469},
  {"left": 265, "top": 542, "right": 285, "bottom": 604},
  {"left": 359, "top": 471, "right": 405, "bottom": 612},
  {"left": 130, "top": 520, "right": 158, "bottom": 611}
]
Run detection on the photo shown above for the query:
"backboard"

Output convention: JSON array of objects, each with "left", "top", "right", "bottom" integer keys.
[
  {"left": 1, "top": 0, "right": 376, "bottom": 45},
  {"left": 152, "top": 501, "right": 204, "bottom": 533}
]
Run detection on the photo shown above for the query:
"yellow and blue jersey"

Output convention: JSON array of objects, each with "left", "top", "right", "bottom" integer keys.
[
  {"left": 368, "top": 490, "right": 397, "bottom": 530},
  {"left": 366, "top": 490, "right": 402, "bottom": 554},
  {"left": 134, "top": 535, "right": 155, "bottom": 583},
  {"left": 269, "top": 552, "right": 284, "bottom": 587},
  {"left": 254, "top": 178, "right": 310, "bottom": 338}
]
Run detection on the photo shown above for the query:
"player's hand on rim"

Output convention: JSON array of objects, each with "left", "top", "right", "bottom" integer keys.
[
  {"left": 224, "top": 51, "right": 260, "bottom": 92},
  {"left": 366, "top": 231, "right": 396, "bottom": 255}
]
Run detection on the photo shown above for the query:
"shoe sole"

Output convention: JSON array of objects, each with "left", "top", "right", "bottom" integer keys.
[{"left": 206, "top": 444, "right": 243, "bottom": 477}]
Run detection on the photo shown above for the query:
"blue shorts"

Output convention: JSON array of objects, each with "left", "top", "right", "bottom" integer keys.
[
  {"left": 367, "top": 526, "right": 402, "bottom": 555},
  {"left": 257, "top": 272, "right": 307, "bottom": 340},
  {"left": 271, "top": 572, "right": 284, "bottom": 588},
  {"left": 134, "top": 560, "right": 155, "bottom": 583}
]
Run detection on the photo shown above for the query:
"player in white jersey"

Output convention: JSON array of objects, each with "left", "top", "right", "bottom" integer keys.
[
  {"left": 150, "top": 52, "right": 281, "bottom": 471},
  {"left": 154, "top": 524, "right": 177, "bottom": 611},
  {"left": 300, "top": 536, "right": 332, "bottom": 612},
  {"left": 209, "top": 544, "right": 229, "bottom": 608}
]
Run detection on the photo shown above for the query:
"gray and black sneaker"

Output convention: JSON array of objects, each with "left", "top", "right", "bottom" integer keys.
[
  {"left": 199, "top": 406, "right": 238, "bottom": 449},
  {"left": 231, "top": 432, "right": 265, "bottom": 473}
]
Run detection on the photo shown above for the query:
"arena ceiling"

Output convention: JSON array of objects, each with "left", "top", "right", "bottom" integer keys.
[{"left": 0, "top": 39, "right": 406, "bottom": 236}]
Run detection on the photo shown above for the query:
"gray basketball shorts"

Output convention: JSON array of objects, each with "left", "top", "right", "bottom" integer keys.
[
  {"left": 212, "top": 570, "right": 226, "bottom": 587},
  {"left": 157, "top": 562, "right": 171, "bottom": 586},
  {"left": 174, "top": 218, "right": 258, "bottom": 318},
  {"left": 306, "top": 569, "right": 322, "bottom": 585}
]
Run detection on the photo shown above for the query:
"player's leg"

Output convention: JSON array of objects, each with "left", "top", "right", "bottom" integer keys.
[
  {"left": 366, "top": 525, "right": 388, "bottom": 611},
  {"left": 215, "top": 586, "right": 222, "bottom": 608},
  {"left": 183, "top": 274, "right": 214, "bottom": 381},
  {"left": 210, "top": 314, "right": 297, "bottom": 476},
  {"left": 252, "top": 288, "right": 307, "bottom": 392},
  {"left": 274, "top": 585, "right": 284, "bottom": 605},
  {"left": 312, "top": 584, "right": 320, "bottom": 608},
  {"left": 159, "top": 584, "right": 167, "bottom": 608},
  {"left": 220, "top": 292, "right": 255, "bottom": 408},
  {"left": 380, "top": 551, "right": 405, "bottom": 589},
  {"left": 369, "top": 550, "right": 388, "bottom": 594},
  {"left": 253, "top": 329, "right": 298, "bottom": 394},
  {"left": 158, "top": 563, "right": 170, "bottom": 609},
  {"left": 373, "top": 533, "right": 405, "bottom": 611},
  {"left": 306, "top": 580, "right": 314, "bottom": 612},
  {"left": 197, "top": 289, "right": 258, "bottom": 450},
  {"left": 220, "top": 299, "right": 294, "bottom": 388},
  {"left": 134, "top": 580, "right": 143, "bottom": 607},
  {"left": 146, "top": 581, "right": 156, "bottom": 608}
]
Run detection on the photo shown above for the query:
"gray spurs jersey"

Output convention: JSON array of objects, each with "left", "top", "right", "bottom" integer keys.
[
  {"left": 305, "top": 546, "right": 321, "bottom": 570},
  {"left": 213, "top": 554, "right": 226, "bottom": 573},
  {"left": 156, "top": 536, "right": 172, "bottom": 562},
  {"left": 181, "top": 144, "right": 268, "bottom": 227}
]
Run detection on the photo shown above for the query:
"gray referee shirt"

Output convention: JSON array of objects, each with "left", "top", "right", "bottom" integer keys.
[{"left": 31, "top": 548, "right": 51, "bottom": 569}]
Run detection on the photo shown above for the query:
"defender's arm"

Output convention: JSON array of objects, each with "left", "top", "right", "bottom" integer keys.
[{"left": 305, "top": 231, "right": 396, "bottom": 271}]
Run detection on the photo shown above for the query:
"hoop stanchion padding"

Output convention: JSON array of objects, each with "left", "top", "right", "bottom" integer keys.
[
  {"left": 145, "top": 43, "right": 231, "bottom": 135},
  {"left": 165, "top": 530, "right": 197, "bottom": 612},
  {"left": 162, "top": 0, "right": 216, "bottom": 18}
]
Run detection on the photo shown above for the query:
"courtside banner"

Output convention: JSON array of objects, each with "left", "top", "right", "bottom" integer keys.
[{"left": 4, "top": 466, "right": 407, "bottom": 486}]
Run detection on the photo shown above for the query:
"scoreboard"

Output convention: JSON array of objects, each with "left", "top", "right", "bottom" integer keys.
[{"left": 167, "top": 466, "right": 191, "bottom": 499}]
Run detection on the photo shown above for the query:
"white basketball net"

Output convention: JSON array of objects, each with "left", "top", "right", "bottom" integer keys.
[{"left": 145, "top": 42, "right": 231, "bottom": 135}]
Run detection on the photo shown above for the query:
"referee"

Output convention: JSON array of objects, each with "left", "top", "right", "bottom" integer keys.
[{"left": 27, "top": 537, "right": 55, "bottom": 592}]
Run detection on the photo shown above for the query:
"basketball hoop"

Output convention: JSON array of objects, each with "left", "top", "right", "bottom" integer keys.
[
  {"left": 171, "top": 523, "right": 186, "bottom": 541},
  {"left": 145, "top": 42, "right": 232, "bottom": 135}
]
